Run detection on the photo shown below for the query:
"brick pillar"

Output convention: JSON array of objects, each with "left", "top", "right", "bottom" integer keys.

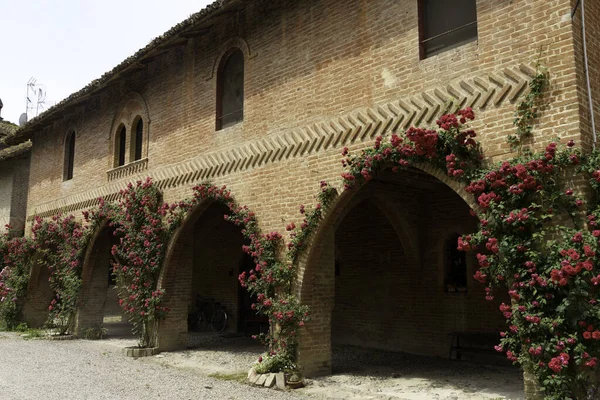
[
  {"left": 158, "top": 226, "right": 193, "bottom": 351},
  {"left": 21, "top": 258, "right": 54, "bottom": 328},
  {"left": 297, "top": 228, "right": 335, "bottom": 377},
  {"left": 75, "top": 229, "right": 111, "bottom": 335}
]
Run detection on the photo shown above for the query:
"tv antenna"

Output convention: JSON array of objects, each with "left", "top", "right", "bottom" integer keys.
[{"left": 25, "top": 77, "right": 50, "bottom": 119}]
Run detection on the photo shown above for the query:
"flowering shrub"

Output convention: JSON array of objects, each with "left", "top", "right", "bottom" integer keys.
[
  {"left": 0, "top": 227, "right": 34, "bottom": 329},
  {"left": 341, "top": 107, "right": 482, "bottom": 188},
  {"left": 332, "top": 102, "right": 600, "bottom": 398},
  {"left": 107, "top": 178, "right": 176, "bottom": 348},
  {"left": 460, "top": 142, "right": 600, "bottom": 399},
  {"left": 31, "top": 214, "right": 95, "bottom": 334},
  {"left": 287, "top": 181, "right": 338, "bottom": 262}
]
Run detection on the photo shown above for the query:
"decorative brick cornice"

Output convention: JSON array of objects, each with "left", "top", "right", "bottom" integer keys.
[{"left": 27, "top": 64, "right": 536, "bottom": 219}]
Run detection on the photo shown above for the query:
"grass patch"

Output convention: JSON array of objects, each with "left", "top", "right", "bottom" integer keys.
[
  {"left": 22, "top": 329, "right": 44, "bottom": 339},
  {"left": 208, "top": 372, "right": 247, "bottom": 382}
]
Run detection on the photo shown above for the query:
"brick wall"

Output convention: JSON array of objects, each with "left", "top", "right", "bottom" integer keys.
[
  {"left": 21, "top": 256, "right": 54, "bottom": 328},
  {"left": 25, "top": 0, "right": 583, "bottom": 227},
  {"left": 0, "top": 155, "right": 30, "bottom": 234},
  {"left": 75, "top": 227, "right": 114, "bottom": 334},
  {"left": 19, "top": 0, "right": 592, "bottom": 373},
  {"left": 569, "top": 0, "right": 600, "bottom": 151}
]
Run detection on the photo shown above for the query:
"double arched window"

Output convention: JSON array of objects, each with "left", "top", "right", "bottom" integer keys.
[
  {"left": 113, "top": 117, "right": 145, "bottom": 168},
  {"left": 216, "top": 49, "right": 244, "bottom": 130},
  {"left": 63, "top": 131, "right": 76, "bottom": 181}
]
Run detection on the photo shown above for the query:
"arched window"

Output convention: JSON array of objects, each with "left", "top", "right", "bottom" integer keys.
[
  {"left": 64, "top": 131, "right": 76, "bottom": 181},
  {"left": 116, "top": 126, "right": 126, "bottom": 167},
  {"left": 134, "top": 118, "right": 143, "bottom": 161},
  {"left": 216, "top": 49, "right": 244, "bottom": 130},
  {"left": 444, "top": 233, "right": 467, "bottom": 292}
]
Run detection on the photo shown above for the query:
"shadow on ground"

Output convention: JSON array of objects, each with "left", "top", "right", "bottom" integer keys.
[{"left": 299, "top": 345, "right": 524, "bottom": 400}]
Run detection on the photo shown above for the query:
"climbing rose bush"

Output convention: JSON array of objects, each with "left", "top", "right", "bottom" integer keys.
[
  {"left": 107, "top": 178, "right": 176, "bottom": 348},
  {"left": 330, "top": 107, "right": 600, "bottom": 398},
  {"left": 0, "top": 227, "right": 34, "bottom": 329},
  {"left": 32, "top": 214, "right": 94, "bottom": 334}
]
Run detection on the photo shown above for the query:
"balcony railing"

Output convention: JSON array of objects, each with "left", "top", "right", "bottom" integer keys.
[{"left": 107, "top": 158, "right": 148, "bottom": 181}]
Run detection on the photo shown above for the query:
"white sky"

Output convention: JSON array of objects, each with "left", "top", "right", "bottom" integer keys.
[{"left": 0, "top": 0, "right": 214, "bottom": 124}]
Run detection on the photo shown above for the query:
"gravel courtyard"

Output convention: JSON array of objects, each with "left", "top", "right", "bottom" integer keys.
[
  {"left": 0, "top": 332, "right": 300, "bottom": 400},
  {"left": 0, "top": 332, "right": 524, "bottom": 400}
]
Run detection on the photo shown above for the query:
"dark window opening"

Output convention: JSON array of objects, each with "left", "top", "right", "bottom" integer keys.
[
  {"left": 134, "top": 119, "right": 143, "bottom": 161},
  {"left": 216, "top": 49, "right": 244, "bottom": 130},
  {"left": 445, "top": 233, "right": 467, "bottom": 292},
  {"left": 64, "top": 131, "right": 75, "bottom": 181},
  {"left": 117, "top": 127, "right": 126, "bottom": 167},
  {"left": 419, "top": 0, "right": 478, "bottom": 59}
]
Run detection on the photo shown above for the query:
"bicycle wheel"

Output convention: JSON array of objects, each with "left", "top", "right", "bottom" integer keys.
[{"left": 210, "top": 309, "right": 228, "bottom": 333}]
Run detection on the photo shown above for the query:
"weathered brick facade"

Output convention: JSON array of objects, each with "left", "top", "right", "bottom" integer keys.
[
  {"left": 0, "top": 118, "right": 31, "bottom": 235},
  {"left": 12, "top": 0, "right": 600, "bottom": 377}
]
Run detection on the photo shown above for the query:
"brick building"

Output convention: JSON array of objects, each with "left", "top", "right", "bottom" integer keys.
[
  {"left": 0, "top": 99, "right": 31, "bottom": 236},
  {"left": 5, "top": 0, "right": 599, "bottom": 377}
]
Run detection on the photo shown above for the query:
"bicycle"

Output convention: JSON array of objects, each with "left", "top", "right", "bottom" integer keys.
[{"left": 188, "top": 294, "right": 228, "bottom": 333}]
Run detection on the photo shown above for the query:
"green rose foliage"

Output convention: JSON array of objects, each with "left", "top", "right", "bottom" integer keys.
[
  {"left": 108, "top": 178, "right": 180, "bottom": 348},
  {"left": 32, "top": 214, "right": 95, "bottom": 335},
  {"left": 0, "top": 227, "right": 34, "bottom": 329}
]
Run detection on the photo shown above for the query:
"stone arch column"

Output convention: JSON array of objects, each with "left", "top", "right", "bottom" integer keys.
[
  {"left": 21, "top": 252, "right": 54, "bottom": 328},
  {"left": 74, "top": 222, "right": 120, "bottom": 336}
]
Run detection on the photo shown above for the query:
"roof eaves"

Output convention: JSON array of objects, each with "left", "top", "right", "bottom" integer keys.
[
  {"left": 9, "top": 0, "right": 238, "bottom": 143},
  {"left": 0, "top": 141, "right": 32, "bottom": 162}
]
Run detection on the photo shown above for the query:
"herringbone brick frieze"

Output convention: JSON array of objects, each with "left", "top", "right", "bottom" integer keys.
[{"left": 29, "top": 64, "right": 536, "bottom": 219}]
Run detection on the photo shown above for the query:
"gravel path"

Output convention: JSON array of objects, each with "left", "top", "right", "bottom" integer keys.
[
  {"left": 0, "top": 332, "right": 525, "bottom": 400},
  {"left": 0, "top": 332, "right": 302, "bottom": 400}
]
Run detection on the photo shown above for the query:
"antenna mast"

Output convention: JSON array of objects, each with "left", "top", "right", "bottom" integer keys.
[{"left": 25, "top": 77, "right": 51, "bottom": 120}]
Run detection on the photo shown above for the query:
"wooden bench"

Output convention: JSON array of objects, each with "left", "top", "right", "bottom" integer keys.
[{"left": 448, "top": 332, "right": 502, "bottom": 361}]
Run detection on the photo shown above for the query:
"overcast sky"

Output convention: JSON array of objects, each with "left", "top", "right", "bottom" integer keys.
[{"left": 0, "top": 0, "right": 214, "bottom": 124}]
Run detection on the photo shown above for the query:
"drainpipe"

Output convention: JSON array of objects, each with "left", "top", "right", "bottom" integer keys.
[{"left": 573, "top": 0, "right": 597, "bottom": 148}]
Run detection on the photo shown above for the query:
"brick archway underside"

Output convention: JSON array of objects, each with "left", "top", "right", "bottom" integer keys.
[
  {"left": 157, "top": 202, "right": 246, "bottom": 350},
  {"left": 296, "top": 168, "right": 505, "bottom": 377}
]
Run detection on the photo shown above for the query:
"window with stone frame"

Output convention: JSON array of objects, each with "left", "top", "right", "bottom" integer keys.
[
  {"left": 444, "top": 233, "right": 468, "bottom": 292},
  {"left": 418, "top": 0, "right": 478, "bottom": 59},
  {"left": 216, "top": 49, "right": 244, "bottom": 130},
  {"left": 63, "top": 131, "right": 76, "bottom": 181}
]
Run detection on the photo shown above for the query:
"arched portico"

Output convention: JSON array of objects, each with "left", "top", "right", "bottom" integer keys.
[
  {"left": 297, "top": 167, "right": 504, "bottom": 377},
  {"left": 158, "top": 200, "right": 253, "bottom": 351}
]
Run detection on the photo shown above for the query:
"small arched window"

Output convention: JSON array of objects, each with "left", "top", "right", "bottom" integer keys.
[
  {"left": 134, "top": 118, "right": 143, "bottom": 161},
  {"left": 116, "top": 126, "right": 126, "bottom": 167},
  {"left": 216, "top": 49, "right": 244, "bottom": 130},
  {"left": 444, "top": 233, "right": 467, "bottom": 292},
  {"left": 64, "top": 131, "right": 76, "bottom": 181}
]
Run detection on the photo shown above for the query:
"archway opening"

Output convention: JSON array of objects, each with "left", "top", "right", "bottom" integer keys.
[
  {"left": 188, "top": 202, "right": 246, "bottom": 338},
  {"left": 76, "top": 226, "right": 132, "bottom": 339},
  {"left": 300, "top": 169, "right": 516, "bottom": 397},
  {"left": 159, "top": 201, "right": 264, "bottom": 351}
]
